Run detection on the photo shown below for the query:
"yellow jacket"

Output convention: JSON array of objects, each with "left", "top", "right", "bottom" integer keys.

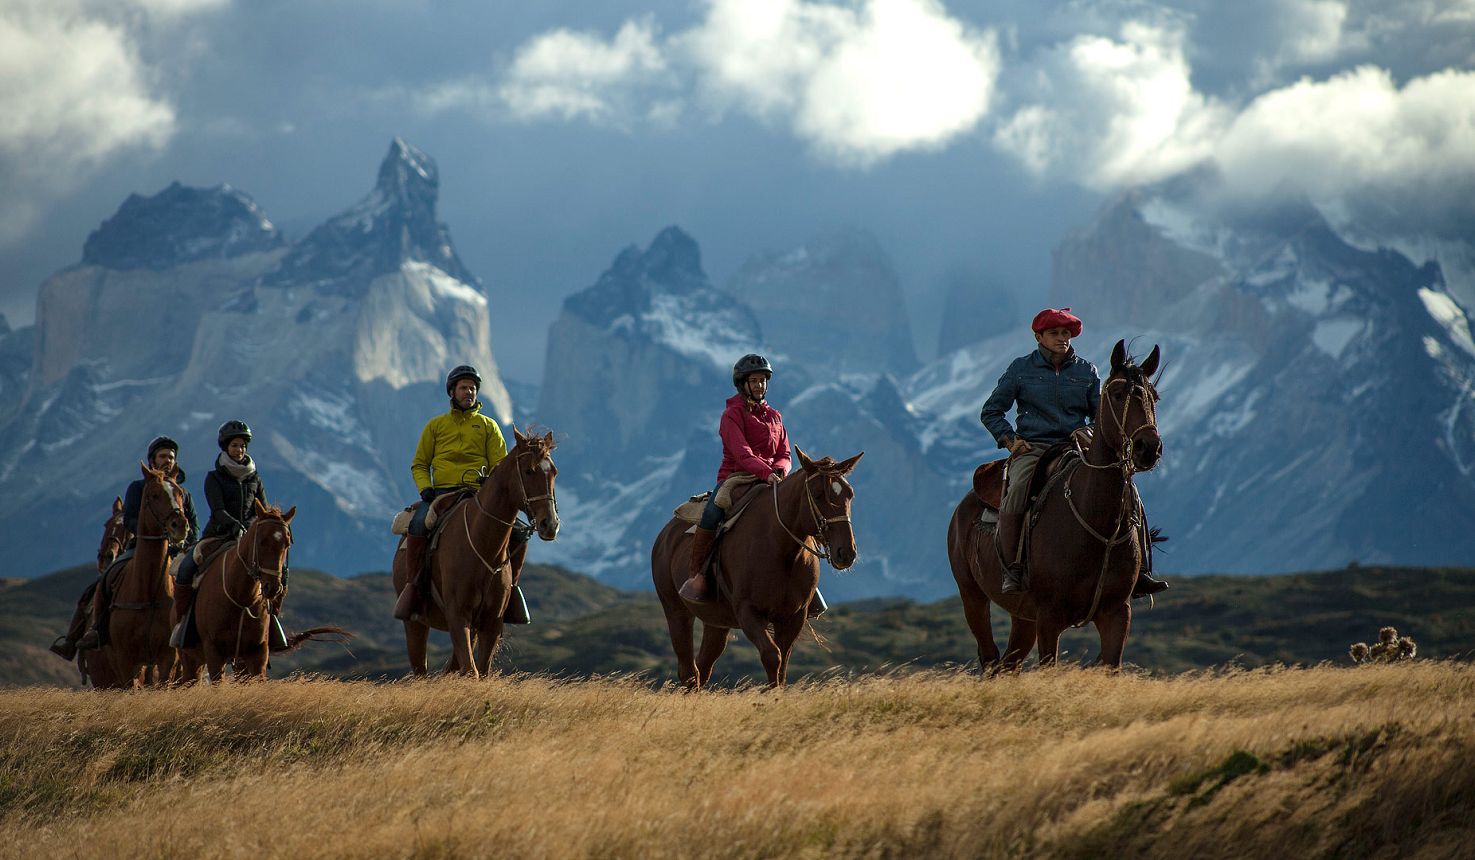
[{"left": 411, "top": 402, "right": 508, "bottom": 492}]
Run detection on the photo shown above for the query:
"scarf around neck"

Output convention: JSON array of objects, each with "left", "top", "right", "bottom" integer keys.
[{"left": 217, "top": 451, "right": 257, "bottom": 481}]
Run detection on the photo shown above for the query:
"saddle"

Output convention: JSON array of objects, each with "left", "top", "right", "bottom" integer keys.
[
  {"left": 390, "top": 488, "right": 476, "bottom": 536},
  {"left": 679, "top": 481, "right": 766, "bottom": 535},
  {"left": 971, "top": 427, "right": 1094, "bottom": 512}
]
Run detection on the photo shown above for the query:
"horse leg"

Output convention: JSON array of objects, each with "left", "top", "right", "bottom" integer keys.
[
  {"left": 403, "top": 619, "right": 431, "bottom": 677},
  {"left": 772, "top": 613, "right": 806, "bottom": 688},
  {"left": 1002, "top": 615, "right": 1037, "bottom": 672},
  {"left": 661, "top": 604, "right": 698, "bottom": 689},
  {"left": 1093, "top": 601, "right": 1132, "bottom": 669},
  {"left": 736, "top": 607, "right": 782, "bottom": 688},
  {"left": 474, "top": 621, "right": 504, "bottom": 677},
  {"left": 447, "top": 616, "right": 477, "bottom": 679},
  {"left": 956, "top": 567, "right": 1001, "bottom": 672},
  {"left": 1035, "top": 618, "right": 1065, "bottom": 667},
  {"left": 694, "top": 624, "right": 729, "bottom": 689}
]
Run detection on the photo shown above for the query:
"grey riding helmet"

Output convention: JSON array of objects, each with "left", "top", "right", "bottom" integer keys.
[
  {"left": 446, "top": 365, "right": 482, "bottom": 395},
  {"left": 732, "top": 354, "right": 773, "bottom": 390},
  {"left": 147, "top": 435, "right": 179, "bottom": 460},
  {"left": 217, "top": 420, "right": 252, "bottom": 450}
]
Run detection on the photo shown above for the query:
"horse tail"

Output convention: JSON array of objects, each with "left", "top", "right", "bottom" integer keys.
[{"left": 278, "top": 626, "right": 355, "bottom": 654}]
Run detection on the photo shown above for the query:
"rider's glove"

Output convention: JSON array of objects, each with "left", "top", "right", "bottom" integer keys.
[
  {"left": 420, "top": 488, "right": 436, "bottom": 504},
  {"left": 1006, "top": 436, "right": 1034, "bottom": 456}
]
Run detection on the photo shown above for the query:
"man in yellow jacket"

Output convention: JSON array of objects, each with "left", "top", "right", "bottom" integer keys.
[{"left": 394, "top": 365, "right": 511, "bottom": 621}]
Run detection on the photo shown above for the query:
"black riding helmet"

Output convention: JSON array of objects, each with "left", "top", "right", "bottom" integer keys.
[
  {"left": 446, "top": 365, "right": 482, "bottom": 395},
  {"left": 147, "top": 435, "right": 179, "bottom": 461},
  {"left": 217, "top": 419, "right": 252, "bottom": 451},
  {"left": 732, "top": 353, "right": 773, "bottom": 390}
]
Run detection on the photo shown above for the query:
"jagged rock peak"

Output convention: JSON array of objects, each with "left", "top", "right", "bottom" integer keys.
[
  {"left": 264, "top": 138, "right": 478, "bottom": 293},
  {"left": 607, "top": 226, "right": 705, "bottom": 288},
  {"left": 81, "top": 181, "right": 283, "bottom": 271}
]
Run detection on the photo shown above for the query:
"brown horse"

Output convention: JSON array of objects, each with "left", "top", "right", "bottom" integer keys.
[
  {"left": 177, "top": 499, "right": 345, "bottom": 682},
  {"left": 948, "top": 340, "right": 1162, "bottom": 670},
  {"left": 392, "top": 427, "right": 560, "bottom": 679},
  {"left": 652, "top": 447, "right": 863, "bottom": 689},
  {"left": 99, "top": 464, "right": 189, "bottom": 687},
  {"left": 63, "top": 498, "right": 132, "bottom": 687}
]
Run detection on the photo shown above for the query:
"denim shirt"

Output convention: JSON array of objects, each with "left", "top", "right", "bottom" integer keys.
[{"left": 980, "top": 346, "right": 1101, "bottom": 448}]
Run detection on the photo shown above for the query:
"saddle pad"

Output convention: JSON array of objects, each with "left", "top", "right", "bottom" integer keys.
[
  {"left": 714, "top": 473, "right": 761, "bottom": 509},
  {"left": 423, "top": 489, "right": 475, "bottom": 532},
  {"left": 673, "top": 492, "right": 710, "bottom": 524},
  {"left": 390, "top": 506, "right": 414, "bottom": 536}
]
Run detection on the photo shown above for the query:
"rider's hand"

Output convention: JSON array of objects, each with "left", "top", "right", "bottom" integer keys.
[
  {"left": 420, "top": 488, "right": 436, "bottom": 504},
  {"left": 766, "top": 471, "right": 783, "bottom": 484},
  {"left": 1007, "top": 437, "right": 1033, "bottom": 456}
]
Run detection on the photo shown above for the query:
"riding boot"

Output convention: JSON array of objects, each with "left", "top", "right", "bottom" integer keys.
[
  {"left": 172, "top": 582, "right": 194, "bottom": 625},
  {"left": 76, "top": 582, "right": 111, "bottom": 651},
  {"left": 393, "top": 535, "right": 429, "bottom": 621},
  {"left": 1132, "top": 571, "right": 1169, "bottom": 598},
  {"left": 678, "top": 527, "right": 718, "bottom": 603},
  {"left": 806, "top": 587, "right": 828, "bottom": 620},
  {"left": 997, "top": 512, "right": 1028, "bottom": 595},
  {"left": 51, "top": 583, "right": 97, "bottom": 660},
  {"left": 502, "top": 584, "right": 531, "bottom": 624},
  {"left": 268, "top": 614, "right": 289, "bottom": 651}
]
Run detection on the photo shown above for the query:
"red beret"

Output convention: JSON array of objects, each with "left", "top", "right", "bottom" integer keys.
[{"left": 1032, "top": 307, "right": 1082, "bottom": 336}]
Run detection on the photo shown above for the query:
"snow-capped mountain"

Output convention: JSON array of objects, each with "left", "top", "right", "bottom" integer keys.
[{"left": 0, "top": 139, "right": 510, "bottom": 578}]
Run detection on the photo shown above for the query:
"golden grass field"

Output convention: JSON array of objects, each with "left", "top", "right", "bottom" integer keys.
[{"left": 1, "top": 663, "right": 1472, "bottom": 859}]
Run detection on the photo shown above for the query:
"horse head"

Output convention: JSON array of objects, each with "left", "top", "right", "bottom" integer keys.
[
  {"left": 793, "top": 447, "right": 865, "bottom": 570},
  {"left": 97, "top": 496, "right": 129, "bottom": 573},
  {"left": 1103, "top": 340, "right": 1163, "bottom": 473},
  {"left": 245, "top": 497, "right": 295, "bottom": 601},
  {"left": 139, "top": 462, "right": 190, "bottom": 543},
  {"left": 510, "top": 425, "right": 560, "bottom": 541}
]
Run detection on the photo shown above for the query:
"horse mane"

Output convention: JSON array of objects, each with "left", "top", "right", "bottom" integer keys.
[
  {"left": 518, "top": 424, "right": 558, "bottom": 453},
  {"left": 255, "top": 503, "right": 288, "bottom": 520}
]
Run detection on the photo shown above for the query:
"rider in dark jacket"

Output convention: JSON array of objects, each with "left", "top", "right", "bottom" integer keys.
[
  {"left": 171, "top": 420, "right": 267, "bottom": 620},
  {"left": 63, "top": 436, "right": 198, "bottom": 655}
]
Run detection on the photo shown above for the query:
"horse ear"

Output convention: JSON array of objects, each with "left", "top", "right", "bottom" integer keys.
[
  {"left": 1110, "top": 339, "right": 1127, "bottom": 371},
  {"left": 1140, "top": 345, "right": 1161, "bottom": 378},
  {"left": 113, "top": 496, "right": 124, "bottom": 513},
  {"left": 543, "top": 430, "right": 554, "bottom": 447},
  {"left": 282, "top": 506, "right": 296, "bottom": 523},
  {"left": 794, "top": 446, "right": 814, "bottom": 472},
  {"left": 140, "top": 461, "right": 151, "bottom": 478},
  {"left": 837, "top": 451, "right": 865, "bottom": 475},
  {"left": 512, "top": 424, "right": 526, "bottom": 445},
  {"left": 253, "top": 497, "right": 267, "bottom": 515}
]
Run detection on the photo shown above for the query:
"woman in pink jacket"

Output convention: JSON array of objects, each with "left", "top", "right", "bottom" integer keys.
[{"left": 679, "top": 353, "right": 810, "bottom": 608}]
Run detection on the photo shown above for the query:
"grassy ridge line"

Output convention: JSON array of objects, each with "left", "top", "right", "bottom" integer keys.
[
  {"left": 0, "top": 664, "right": 1471, "bottom": 858},
  {"left": 7, "top": 564, "right": 1475, "bottom": 687}
]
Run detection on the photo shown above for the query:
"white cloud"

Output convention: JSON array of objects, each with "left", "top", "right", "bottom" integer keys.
[
  {"left": 1214, "top": 65, "right": 1475, "bottom": 234},
  {"left": 683, "top": 0, "right": 1000, "bottom": 165},
  {"left": 993, "top": 22, "right": 1229, "bottom": 189},
  {"left": 0, "top": 0, "right": 224, "bottom": 242},
  {"left": 480, "top": 0, "right": 1000, "bottom": 167},
  {"left": 498, "top": 19, "right": 668, "bottom": 123},
  {"left": 1275, "top": 0, "right": 1353, "bottom": 64}
]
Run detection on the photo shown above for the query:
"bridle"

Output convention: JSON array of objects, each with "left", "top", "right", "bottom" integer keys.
[
  {"left": 463, "top": 444, "right": 558, "bottom": 576},
  {"left": 1060, "top": 368, "right": 1160, "bottom": 627},
  {"left": 773, "top": 469, "right": 855, "bottom": 564},
  {"left": 98, "top": 514, "right": 129, "bottom": 570},
  {"left": 137, "top": 477, "right": 186, "bottom": 543},
  {"left": 219, "top": 512, "right": 292, "bottom": 661}
]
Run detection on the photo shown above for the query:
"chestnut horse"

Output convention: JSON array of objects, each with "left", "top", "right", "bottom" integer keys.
[
  {"left": 176, "top": 499, "right": 347, "bottom": 682},
  {"left": 68, "top": 498, "right": 131, "bottom": 688},
  {"left": 100, "top": 464, "right": 189, "bottom": 687},
  {"left": 652, "top": 447, "right": 863, "bottom": 689},
  {"left": 391, "top": 427, "right": 560, "bottom": 678},
  {"left": 947, "top": 340, "right": 1162, "bottom": 670}
]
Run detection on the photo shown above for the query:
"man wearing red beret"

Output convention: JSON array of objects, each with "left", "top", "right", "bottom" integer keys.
[{"left": 979, "top": 308, "right": 1168, "bottom": 597}]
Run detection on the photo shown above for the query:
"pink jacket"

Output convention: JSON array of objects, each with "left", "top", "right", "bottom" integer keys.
[{"left": 717, "top": 394, "right": 792, "bottom": 483}]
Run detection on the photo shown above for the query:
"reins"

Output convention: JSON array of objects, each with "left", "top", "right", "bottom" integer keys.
[
  {"left": 1059, "top": 374, "right": 1155, "bottom": 628},
  {"left": 217, "top": 513, "right": 291, "bottom": 662},
  {"left": 458, "top": 444, "right": 558, "bottom": 578},
  {"left": 771, "top": 470, "right": 854, "bottom": 564}
]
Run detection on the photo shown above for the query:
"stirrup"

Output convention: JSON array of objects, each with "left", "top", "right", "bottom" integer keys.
[
  {"left": 678, "top": 575, "right": 714, "bottom": 604},
  {"left": 49, "top": 637, "right": 77, "bottom": 661},
  {"left": 77, "top": 629, "right": 102, "bottom": 651}
]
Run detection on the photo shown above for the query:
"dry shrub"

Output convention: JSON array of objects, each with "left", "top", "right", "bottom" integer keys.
[
  {"left": 1349, "top": 625, "right": 1418, "bottom": 664},
  {"left": 0, "top": 663, "right": 1471, "bottom": 859}
]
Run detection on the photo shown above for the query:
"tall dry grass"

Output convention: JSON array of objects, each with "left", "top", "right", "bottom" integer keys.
[{"left": 1, "top": 663, "right": 1471, "bottom": 859}]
